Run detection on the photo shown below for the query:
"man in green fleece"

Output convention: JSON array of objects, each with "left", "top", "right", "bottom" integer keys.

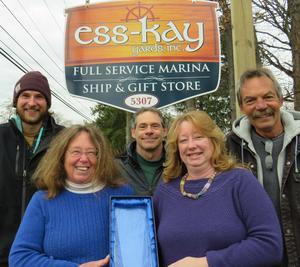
[{"left": 116, "top": 107, "right": 167, "bottom": 195}]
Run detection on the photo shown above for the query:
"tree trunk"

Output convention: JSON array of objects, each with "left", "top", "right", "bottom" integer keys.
[
  {"left": 289, "top": 0, "right": 300, "bottom": 110},
  {"left": 219, "top": 0, "right": 236, "bottom": 122},
  {"left": 185, "top": 99, "right": 196, "bottom": 110},
  {"left": 225, "top": 28, "right": 236, "bottom": 122}
]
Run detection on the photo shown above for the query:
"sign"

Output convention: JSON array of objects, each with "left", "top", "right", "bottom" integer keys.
[{"left": 65, "top": 0, "right": 220, "bottom": 112}]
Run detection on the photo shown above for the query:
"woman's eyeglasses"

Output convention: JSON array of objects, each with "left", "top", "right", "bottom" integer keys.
[{"left": 67, "top": 149, "right": 98, "bottom": 159}]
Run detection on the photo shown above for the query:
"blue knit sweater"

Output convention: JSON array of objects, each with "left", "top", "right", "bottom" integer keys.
[
  {"left": 9, "top": 185, "right": 134, "bottom": 267},
  {"left": 153, "top": 168, "right": 283, "bottom": 267}
]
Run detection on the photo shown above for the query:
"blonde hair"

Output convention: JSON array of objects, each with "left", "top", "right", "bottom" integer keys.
[
  {"left": 164, "top": 110, "right": 238, "bottom": 182},
  {"left": 33, "top": 124, "right": 123, "bottom": 198}
]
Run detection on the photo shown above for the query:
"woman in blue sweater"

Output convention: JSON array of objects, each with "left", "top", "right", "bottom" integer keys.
[
  {"left": 153, "top": 110, "right": 283, "bottom": 267},
  {"left": 9, "top": 124, "right": 134, "bottom": 267}
]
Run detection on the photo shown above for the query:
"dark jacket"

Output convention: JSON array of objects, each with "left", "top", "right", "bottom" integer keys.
[
  {"left": 0, "top": 115, "right": 63, "bottom": 266},
  {"left": 116, "top": 141, "right": 165, "bottom": 196},
  {"left": 226, "top": 110, "right": 300, "bottom": 267}
]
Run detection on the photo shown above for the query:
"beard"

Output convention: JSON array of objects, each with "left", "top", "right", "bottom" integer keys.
[{"left": 17, "top": 107, "right": 48, "bottom": 125}]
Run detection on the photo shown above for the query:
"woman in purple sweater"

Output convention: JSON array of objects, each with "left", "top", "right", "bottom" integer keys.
[{"left": 153, "top": 110, "right": 282, "bottom": 267}]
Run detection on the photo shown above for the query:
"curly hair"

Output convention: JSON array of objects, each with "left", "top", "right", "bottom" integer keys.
[{"left": 32, "top": 124, "right": 124, "bottom": 198}]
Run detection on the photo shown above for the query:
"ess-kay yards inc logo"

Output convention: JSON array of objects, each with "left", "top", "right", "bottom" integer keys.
[{"left": 65, "top": 0, "right": 220, "bottom": 112}]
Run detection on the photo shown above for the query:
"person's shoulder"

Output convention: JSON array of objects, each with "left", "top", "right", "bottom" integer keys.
[
  {"left": 27, "top": 190, "right": 49, "bottom": 206},
  {"left": 0, "top": 121, "right": 12, "bottom": 131},
  {"left": 225, "top": 129, "right": 235, "bottom": 138},
  {"left": 46, "top": 115, "right": 65, "bottom": 131},
  {"left": 115, "top": 143, "right": 137, "bottom": 164},
  {"left": 115, "top": 142, "right": 134, "bottom": 160},
  {"left": 232, "top": 167, "right": 254, "bottom": 177},
  {"left": 32, "top": 190, "right": 48, "bottom": 199},
  {"left": 153, "top": 178, "right": 182, "bottom": 204},
  {"left": 284, "top": 109, "right": 300, "bottom": 120},
  {"left": 281, "top": 110, "right": 300, "bottom": 136},
  {"left": 224, "top": 168, "right": 273, "bottom": 200},
  {"left": 155, "top": 177, "right": 180, "bottom": 194},
  {"left": 221, "top": 168, "right": 256, "bottom": 183},
  {"left": 222, "top": 168, "right": 264, "bottom": 193},
  {"left": 0, "top": 123, "right": 9, "bottom": 138},
  {"left": 0, "top": 120, "right": 10, "bottom": 127},
  {"left": 115, "top": 151, "right": 128, "bottom": 161},
  {"left": 226, "top": 130, "right": 241, "bottom": 142},
  {"left": 225, "top": 131, "right": 239, "bottom": 148}
]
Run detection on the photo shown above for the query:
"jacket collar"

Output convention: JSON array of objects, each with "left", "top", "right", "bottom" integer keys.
[
  {"left": 232, "top": 109, "right": 300, "bottom": 145},
  {"left": 125, "top": 140, "right": 166, "bottom": 161}
]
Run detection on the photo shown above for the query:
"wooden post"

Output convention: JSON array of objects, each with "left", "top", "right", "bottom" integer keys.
[
  {"left": 126, "top": 112, "right": 132, "bottom": 145},
  {"left": 231, "top": 0, "right": 256, "bottom": 118},
  {"left": 185, "top": 99, "right": 195, "bottom": 110}
]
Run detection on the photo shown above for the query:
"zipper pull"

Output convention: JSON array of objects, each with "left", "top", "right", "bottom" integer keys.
[
  {"left": 21, "top": 171, "right": 27, "bottom": 218},
  {"left": 15, "top": 145, "right": 20, "bottom": 175}
]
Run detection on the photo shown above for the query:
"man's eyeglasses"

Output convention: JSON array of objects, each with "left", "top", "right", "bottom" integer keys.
[
  {"left": 67, "top": 149, "right": 98, "bottom": 159},
  {"left": 264, "top": 140, "right": 273, "bottom": 170}
]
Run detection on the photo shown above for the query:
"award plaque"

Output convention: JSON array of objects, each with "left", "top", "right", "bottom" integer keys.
[{"left": 110, "top": 196, "right": 159, "bottom": 267}]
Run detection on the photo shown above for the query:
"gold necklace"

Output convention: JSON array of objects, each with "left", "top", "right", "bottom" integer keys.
[{"left": 180, "top": 172, "right": 217, "bottom": 200}]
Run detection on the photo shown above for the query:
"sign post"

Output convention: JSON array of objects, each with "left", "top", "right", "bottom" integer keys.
[{"left": 231, "top": 0, "right": 256, "bottom": 118}]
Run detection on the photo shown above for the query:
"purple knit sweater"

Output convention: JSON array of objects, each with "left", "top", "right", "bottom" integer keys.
[{"left": 153, "top": 168, "right": 282, "bottom": 267}]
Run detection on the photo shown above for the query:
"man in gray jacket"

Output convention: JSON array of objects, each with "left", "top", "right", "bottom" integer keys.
[
  {"left": 116, "top": 107, "right": 167, "bottom": 195},
  {"left": 226, "top": 68, "right": 300, "bottom": 266}
]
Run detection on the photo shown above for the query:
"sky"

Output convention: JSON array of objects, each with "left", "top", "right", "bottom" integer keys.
[{"left": 0, "top": 0, "right": 104, "bottom": 124}]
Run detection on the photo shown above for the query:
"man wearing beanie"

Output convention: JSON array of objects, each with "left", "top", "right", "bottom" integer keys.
[{"left": 0, "top": 71, "right": 64, "bottom": 267}]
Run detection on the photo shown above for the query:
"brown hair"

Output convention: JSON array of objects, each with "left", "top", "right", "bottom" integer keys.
[
  {"left": 163, "top": 110, "right": 238, "bottom": 182},
  {"left": 33, "top": 124, "right": 123, "bottom": 198},
  {"left": 131, "top": 107, "right": 166, "bottom": 128}
]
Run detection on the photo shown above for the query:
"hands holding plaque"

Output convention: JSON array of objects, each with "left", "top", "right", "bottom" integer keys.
[
  {"left": 168, "top": 257, "right": 208, "bottom": 267},
  {"left": 79, "top": 255, "right": 110, "bottom": 267}
]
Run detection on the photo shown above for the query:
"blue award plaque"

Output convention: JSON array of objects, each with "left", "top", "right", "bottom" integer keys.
[{"left": 110, "top": 196, "right": 159, "bottom": 267}]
